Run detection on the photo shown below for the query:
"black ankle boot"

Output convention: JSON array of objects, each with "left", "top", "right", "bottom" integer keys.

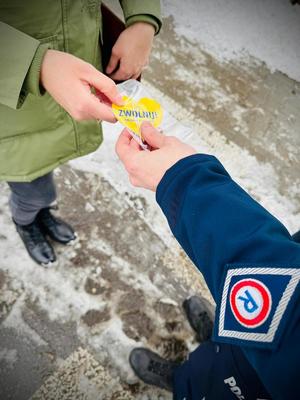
[
  {"left": 14, "top": 220, "right": 56, "bottom": 266},
  {"left": 183, "top": 295, "right": 214, "bottom": 342},
  {"left": 129, "top": 348, "right": 177, "bottom": 391},
  {"left": 37, "top": 208, "right": 77, "bottom": 245}
]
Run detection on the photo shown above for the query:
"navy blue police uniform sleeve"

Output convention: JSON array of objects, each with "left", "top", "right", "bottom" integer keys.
[{"left": 156, "top": 154, "right": 300, "bottom": 400}]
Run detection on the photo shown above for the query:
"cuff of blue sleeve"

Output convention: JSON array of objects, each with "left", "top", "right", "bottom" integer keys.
[
  {"left": 126, "top": 14, "right": 161, "bottom": 35},
  {"left": 23, "top": 43, "right": 50, "bottom": 97},
  {"left": 156, "top": 154, "right": 215, "bottom": 206}
]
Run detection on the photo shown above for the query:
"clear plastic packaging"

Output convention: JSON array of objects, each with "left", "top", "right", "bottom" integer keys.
[{"left": 112, "top": 80, "right": 192, "bottom": 149}]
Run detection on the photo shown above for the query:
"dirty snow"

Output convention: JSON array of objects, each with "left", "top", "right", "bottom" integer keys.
[
  {"left": 1, "top": 1, "right": 300, "bottom": 398},
  {"left": 71, "top": 81, "right": 300, "bottom": 237},
  {"left": 162, "top": 0, "right": 300, "bottom": 81}
]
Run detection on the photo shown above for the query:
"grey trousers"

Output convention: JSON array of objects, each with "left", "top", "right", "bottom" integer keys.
[{"left": 7, "top": 172, "right": 57, "bottom": 226}]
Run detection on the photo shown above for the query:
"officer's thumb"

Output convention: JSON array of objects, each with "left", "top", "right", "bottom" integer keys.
[{"left": 141, "top": 122, "right": 165, "bottom": 149}]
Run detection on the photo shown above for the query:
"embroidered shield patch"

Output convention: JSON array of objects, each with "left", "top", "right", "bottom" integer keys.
[{"left": 215, "top": 267, "right": 300, "bottom": 349}]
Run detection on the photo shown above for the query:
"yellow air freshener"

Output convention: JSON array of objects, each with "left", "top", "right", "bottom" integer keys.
[
  {"left": 112, "top": 80, "right": 192, "bottom": 150},
  {"left": 112, "top": 95, "right": 163, "bottom": 148}
]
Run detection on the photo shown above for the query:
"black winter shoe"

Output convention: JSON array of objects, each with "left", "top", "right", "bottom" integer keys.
[
  {"left": 14, "top": 220, "right": 56, "bottom": 266},
  {"left": 37, "top": 208, "right": 77, "bottom": 245},
  {"left": 183, "top": 295, "right": 214, "bottom": 342},
  {"left": 129, "top": 348, "right": 178, "bottom": 392}
]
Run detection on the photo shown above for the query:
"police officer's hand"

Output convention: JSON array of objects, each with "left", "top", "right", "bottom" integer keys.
[
  {"left": 115, "top": 122, "right": 197, "bottom": 191},
  {"left": 106, "top": 22, "right": 155, "bottom": 81},
  {"left": 40, "top": 50, "right": 123, "bottom": 122}
]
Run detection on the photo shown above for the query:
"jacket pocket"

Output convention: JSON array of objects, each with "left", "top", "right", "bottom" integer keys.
[{"left": 39, "top": 34, "right": 62, "bottom": 51}]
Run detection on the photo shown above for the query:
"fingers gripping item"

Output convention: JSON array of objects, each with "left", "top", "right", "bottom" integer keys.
[{"left": 112, "top": 80, "right": 163, "bottom": 149}]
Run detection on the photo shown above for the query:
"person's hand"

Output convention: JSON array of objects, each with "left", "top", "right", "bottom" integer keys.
[
  {"left": 106, "top": 22, "right": 155, "bottom": 81},
  {"left": 115, "top": 122, "right": 197, "bottom": 191},
  {"left": 40, "top": 50, "right": 123, "bottom": 122}
]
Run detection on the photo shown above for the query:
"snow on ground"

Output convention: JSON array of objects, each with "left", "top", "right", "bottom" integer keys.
[
  {"left": 1, "top": 1, "right": 300, "bottom": 398},
  {"left": 0, "top": 165, "right": 202, "bottom": 399},
  {"left": 72, "top": 80, "right": 300, "bottom": 237},
  {"left": 162, "top": 0, "right": 300, "bottom": 81}
]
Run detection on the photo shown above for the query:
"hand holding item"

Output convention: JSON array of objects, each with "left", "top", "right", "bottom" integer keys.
[
  {"left": 106, "top": 22, "right": 155, "bottom": 81},
  {"left": 40, "top": 49, "right": 123, "bottom": 122},
  {"left": 115, "top": 122, "right": 197, "bottom": 191}
]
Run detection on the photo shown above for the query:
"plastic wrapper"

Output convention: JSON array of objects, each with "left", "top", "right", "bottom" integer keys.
[{"left": 112, "top": 80, "right": 192, "bottom": 149}]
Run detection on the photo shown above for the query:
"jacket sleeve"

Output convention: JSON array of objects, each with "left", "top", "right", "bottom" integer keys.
[
  {"left": 0, "top": 21, "right": 49, "bottom": 109},
  {"left": 119, "top": 0, "right": 162, "bottom": 34},
  {"left": 156, "top": 154, "right": 300, "bottom": 400}
]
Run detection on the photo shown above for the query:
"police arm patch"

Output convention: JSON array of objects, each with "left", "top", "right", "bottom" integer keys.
[{"left": 214, "top": 266, "right": 300, "bottom": 349}]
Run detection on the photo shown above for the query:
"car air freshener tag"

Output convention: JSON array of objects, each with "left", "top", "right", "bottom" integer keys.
[
  {"left": 112, "top": 85, "right": 163, "bottom": 148},
  {"left": 112, "top": 80, "right": 193, "bottom": 149}
]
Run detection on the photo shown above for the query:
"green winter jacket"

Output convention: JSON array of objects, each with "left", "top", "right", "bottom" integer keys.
[{"left": 0, "top": 0, "right": 161, "bottom": 182}]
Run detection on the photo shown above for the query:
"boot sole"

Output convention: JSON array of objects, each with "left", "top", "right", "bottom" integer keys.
[{"left": 41, "top": 260, "right": 58, "bottom": 268}]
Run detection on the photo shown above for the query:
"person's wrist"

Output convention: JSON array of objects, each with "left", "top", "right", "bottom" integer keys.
[
  {"left": 40, "top": 49, "right": 54, "bottom": 89},
  {"left": 126, "top": 13, "right": 160, "bottom": 35},
  {"left": 24, "top": 44, "right": 50, "bottom": 97},
  {"left": 139, "top": 21, "right": 155, "bottom": 34},
  {"left": 130, "top": 21, "right": 155, "bottom": 36}
]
